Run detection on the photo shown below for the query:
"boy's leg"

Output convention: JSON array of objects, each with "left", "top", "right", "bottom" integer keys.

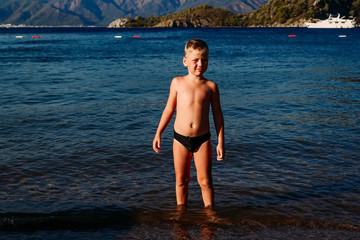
[
  {"left": 173, "top": 139, "right": 192, "bottom": 205},
  {"left": 193, "top": 140, "right": 214, "bottom": 207}
]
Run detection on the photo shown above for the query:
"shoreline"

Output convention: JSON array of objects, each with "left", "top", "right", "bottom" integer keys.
[
  {"left": 1, "top": 209, "right": 359, "bottom": 239},
  {"left": 1, "top": 24, "right": 358, "bottom": 29}
]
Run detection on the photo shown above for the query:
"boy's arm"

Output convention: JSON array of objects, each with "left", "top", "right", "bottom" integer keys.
[
  {"left": 153, "top": 79, "right": 177, "bottom": 153},
  {"left": 211, "top": 83, "right": 225, "bottom": 161}
]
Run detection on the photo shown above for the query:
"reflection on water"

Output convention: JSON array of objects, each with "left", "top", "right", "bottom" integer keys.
[{"left": 170, "top": 206, "right": 220, "bottom": 239}]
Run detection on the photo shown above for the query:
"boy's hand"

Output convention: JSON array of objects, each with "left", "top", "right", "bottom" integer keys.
[
  {"left": 153, "top": 135, "right": 161, "bottom": 153},
  {"left": 216, "top": 144, "right": 224, "bottom": 161}
]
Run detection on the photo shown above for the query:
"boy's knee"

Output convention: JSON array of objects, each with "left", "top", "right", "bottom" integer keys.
[
  {"left": 197, "top": 177, "right": 212, "bottom": 189},
  {"left": 176, "top": 176, "right": 190, "bottom": 186}
]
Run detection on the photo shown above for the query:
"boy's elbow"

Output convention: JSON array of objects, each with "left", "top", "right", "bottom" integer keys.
[
  {"left": 214, "top": 112, "right": 224, "bottom": 122},
  {"left": 163, "top": 107, "right": 175, "bottom": 116}
]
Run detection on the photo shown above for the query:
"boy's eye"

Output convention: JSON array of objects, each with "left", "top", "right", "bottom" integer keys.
[{"left": 193, "top": 59, "right": 207, "bottom": 61}]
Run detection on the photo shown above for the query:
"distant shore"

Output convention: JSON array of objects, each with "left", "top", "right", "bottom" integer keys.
[{"left": 1, "top": 24, "right": 358, "bottom": 29}]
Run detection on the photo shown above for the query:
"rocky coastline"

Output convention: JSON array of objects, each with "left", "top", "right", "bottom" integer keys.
[{"left": 108, "top": 17, "right": 309, "bottom": 28}]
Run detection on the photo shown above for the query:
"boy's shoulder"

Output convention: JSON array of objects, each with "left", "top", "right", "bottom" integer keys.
[
  {"left": 172, "top": 76, "right": 185, "bottom": 82},
  {"left": 171, "top": 76, "right": 187, "bottom": 87},
  {"left": 205, "top": 79, "right": 217, "bottom": 87},
  {"left": 204, "top": 79, "right": 218, "bottom": 92}
]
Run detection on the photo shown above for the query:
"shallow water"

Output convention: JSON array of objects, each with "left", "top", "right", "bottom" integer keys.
[{"left": 0, "top": 27, "right": 359, "bottom": 239}]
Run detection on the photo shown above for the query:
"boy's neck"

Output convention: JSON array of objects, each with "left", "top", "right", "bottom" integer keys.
[{"left": 187, "top": 73, "right": 206, "bottom": 82}]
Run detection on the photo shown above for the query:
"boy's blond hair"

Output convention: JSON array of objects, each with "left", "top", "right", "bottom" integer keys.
[{"left": 184, "top": 39, "right": 209, "bottom": 56}]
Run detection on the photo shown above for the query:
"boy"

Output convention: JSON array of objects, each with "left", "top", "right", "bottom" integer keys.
[{"left": 153, "top": 39, "right": 224, "bottom": 208}]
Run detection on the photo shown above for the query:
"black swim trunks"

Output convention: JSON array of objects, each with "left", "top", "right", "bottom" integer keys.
[{"left": 174, "top": 130, "right": 211, "bottom": 152}]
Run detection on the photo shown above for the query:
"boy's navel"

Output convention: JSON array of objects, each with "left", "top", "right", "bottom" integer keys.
[{"left": 190, "top": 123, "right": 194, "bottom": 128}]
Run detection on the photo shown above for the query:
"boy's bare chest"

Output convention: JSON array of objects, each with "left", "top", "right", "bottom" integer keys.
[{"left": 177, "top": 87, "right": 211, "bottom": 103}]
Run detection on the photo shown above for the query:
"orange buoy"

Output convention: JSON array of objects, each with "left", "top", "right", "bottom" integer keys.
[
  {"left": 32, "top": 36, "right": 40, "bottom": 39},
  {"left": 288, "top": 35, "right": 296, "bottom": 37}
]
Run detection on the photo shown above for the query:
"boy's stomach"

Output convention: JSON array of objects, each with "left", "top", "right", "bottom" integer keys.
[{"left": 174, "top": 117, "right": 210, "bottom": 137}]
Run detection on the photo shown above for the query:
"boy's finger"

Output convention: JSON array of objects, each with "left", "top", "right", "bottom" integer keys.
[
  {"left": 153, "top": 141, "right": 161, "bottom": 153},
  {"left": 156, "top": 142, "right": 161, "bottom": 151},
  {"left": 217, "top": 150, "right": 223, "bottom": 161}
]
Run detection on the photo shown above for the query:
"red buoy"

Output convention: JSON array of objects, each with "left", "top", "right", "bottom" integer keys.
[
  {"left": 288, "top": 35, "right": 296, "bottom": 37},
  {"left": 32, "top": 36, "right": 40, "bottom": 39},
  {"left": 133, "top": 36, "right": 141, "bottom": 38}
]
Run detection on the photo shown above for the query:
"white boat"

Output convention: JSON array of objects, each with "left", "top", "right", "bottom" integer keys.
[{"left": 305, "top": 14, "right": 356, "bottom": 28}]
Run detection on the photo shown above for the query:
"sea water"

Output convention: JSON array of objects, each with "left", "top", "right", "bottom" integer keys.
[{"left": 0, "top": 27, "right": 359, "bottom": 239}]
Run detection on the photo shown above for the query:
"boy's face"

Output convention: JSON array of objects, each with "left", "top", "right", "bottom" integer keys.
[{"left": 183, "top": 49, "right": 208, "bottom": 78}]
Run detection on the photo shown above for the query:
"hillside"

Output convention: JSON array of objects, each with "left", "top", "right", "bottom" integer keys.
[
  {"left": 109, "top": 5, "right": 246, "bottom": 27},
  {"left": 245, "top": 0, "right": 360, "bottom": 26},
  {"left": 0, "top": 0, "right": 266, "bottom": 26},
  {"left": 108, "top": 1, "right": 359, "bottom": 27}
]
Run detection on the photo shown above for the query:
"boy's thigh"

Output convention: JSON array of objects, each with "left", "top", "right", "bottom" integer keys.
[
  {"left": 173, "top": 139, "right": 192, "bottom": 175},
  {"left": 193, "top": 140, "right": 212, "bottom": 175}
]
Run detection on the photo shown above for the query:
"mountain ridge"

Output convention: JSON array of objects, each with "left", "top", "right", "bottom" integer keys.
[{"left": 0, "top": 0, "right": 266, "bottom": 26}]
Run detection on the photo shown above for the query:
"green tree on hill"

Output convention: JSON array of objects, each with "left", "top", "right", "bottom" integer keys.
[
  {"left": 246, "top": 0, "right": 359, "bottom": 26},
  {"left": 112, "top": 1, "right": 359, "bottom": 27}
]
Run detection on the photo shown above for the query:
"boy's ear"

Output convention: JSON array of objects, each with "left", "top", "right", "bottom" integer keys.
[{"left": 183, "top": 57, "right": 188, "bottom": 67}]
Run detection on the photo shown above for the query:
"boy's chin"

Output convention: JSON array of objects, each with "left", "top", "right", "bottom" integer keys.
[{"left": 193, "top": 71, "right": 205, "bottom": 77}]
